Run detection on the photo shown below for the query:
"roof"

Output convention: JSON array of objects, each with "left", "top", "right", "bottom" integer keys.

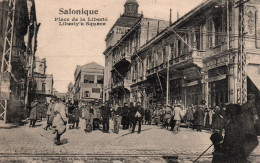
[
  {"left": 81, "top": 62, "right": 104, "bottom": 70},
  {"left": 114, "top": 15, "right": 141, "bottom": 28},
  {"left": 125, "top": 0, "right": 138, "bottom": 6}
]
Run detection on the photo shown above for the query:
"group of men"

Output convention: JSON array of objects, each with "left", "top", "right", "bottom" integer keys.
[{"left": 81, "top": 101, "right": 145, "bottom": 134}]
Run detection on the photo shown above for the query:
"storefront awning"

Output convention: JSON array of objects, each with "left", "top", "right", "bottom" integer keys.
[{"left": 247, "top": 65, "right": 260, "bottom": 91}]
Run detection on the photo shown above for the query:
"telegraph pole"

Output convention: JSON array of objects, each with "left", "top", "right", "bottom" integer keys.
[{"left": 235, "top": 0, "right": 250, "bottom": 105}]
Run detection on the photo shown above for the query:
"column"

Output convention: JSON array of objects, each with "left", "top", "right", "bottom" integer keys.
[{"left": 202, "top": 72, "right": 209, "bottom": 107}]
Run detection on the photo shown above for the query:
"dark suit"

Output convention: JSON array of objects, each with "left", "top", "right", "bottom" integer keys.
[{"left": 132, "top": 105, "right": 144, "bottom": 133}]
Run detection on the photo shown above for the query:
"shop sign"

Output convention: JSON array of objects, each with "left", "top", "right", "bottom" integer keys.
[{"left": 0, "top": 73, "right": 11, "bottom": 100}]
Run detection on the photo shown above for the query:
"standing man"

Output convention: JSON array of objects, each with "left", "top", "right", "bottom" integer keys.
[
  {"left": 113, "top": 103, "right": 122, "bottom": 134},
  {"left": 194, "top": 101, "right": 205, "bottom": 132},
  {"left": 29, "top": 99, "right": 39, "bottom": 127},
  {"left": 121, "top": 103, "right": 130, "bottom": 130},
  {"left": 173, "top": 103, "right": 182, "bottom": 134},
  {"left": 132, "top": 102, "right": 144, "bottom": 134},
  {"left": 101, "top": 101, "right": 111, "bottom": 133},
  {"left": 72, "top": 105, "right": 81, "bottom": 129},
  {"left": 83, "top": 103, "right": 93, "bottom": 133},
  {"left": 129, "top": 102, "right": 135, "bottom": 129},
  {"left": 93, "top": 101, "right": 101, "bottom": 130},
  {"left": 44, "top": 98, "right": 56, "bottom": 130},
  {"left": 52, "top": 97, "right": 67, "bottom": 145}
]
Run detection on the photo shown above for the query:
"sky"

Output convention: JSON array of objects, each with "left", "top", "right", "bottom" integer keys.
[{"left": 34, "top": 0, "right": 204, "bottom": 93}]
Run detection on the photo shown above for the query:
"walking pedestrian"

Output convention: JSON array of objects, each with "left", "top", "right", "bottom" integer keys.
[
  {"left": 121, "top": 103, "right": 130, "bottom": 130},
  {"left": 144, "top": 108, "right": 151, "bottom": 125},
  {"left": 132, "top": 101, "right": 144, "bottom": 134},
  {"left": 162, "top": 105, "right": 172, "bottom": 129},
  {"left": 29, "top": 99, "right": 39, "bottom": 127},
  {"left": 101, "top": 101, "right": 111, "bottom": 133},
  {"left": 52, "top": 97, "right": 67, "bottom": 145},
  {"left": 44, "top": 98, "right": 56, "bottom": 130}
]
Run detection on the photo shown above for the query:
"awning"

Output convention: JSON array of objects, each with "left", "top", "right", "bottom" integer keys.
[{"left": 247, "top": 65, "right": 260, "bottom": 91}]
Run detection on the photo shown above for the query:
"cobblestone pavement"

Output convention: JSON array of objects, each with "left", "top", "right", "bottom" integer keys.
[{"left": 0, "top": 119, "right": 260, "bottom": 162}]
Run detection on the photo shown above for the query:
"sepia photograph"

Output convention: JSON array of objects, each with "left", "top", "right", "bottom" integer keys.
[{"left": 0, "top": 0, "right": 260, "bottom": 162}]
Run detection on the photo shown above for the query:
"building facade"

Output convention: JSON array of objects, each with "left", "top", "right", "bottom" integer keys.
[
  {"left": 74, "top": 62, "right": 104, "bottom": 106},
  {"left": 103, "top": 0, "right": 169, "bottom": 105},
  {"left": 0, "top": 0, "right": 39, "bottom": 123},
  {"left": 34, "top": 57, "right": 54, "bottom": 103},
  {"left": 104, "top": 0, "right": 260, "bottom": 109}
]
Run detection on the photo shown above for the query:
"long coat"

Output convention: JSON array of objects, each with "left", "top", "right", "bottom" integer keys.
[
  {"left": 47, "top": 103, "right": 55, "bottom": 124},
  {"left": 186, "top": 108, "right": 194, "bottom": 121},
  {"left": 52, "top": 102, "right": 67, "bottom": 134},
  {"left": 194, "top": 107, "right": 205, "bottom": 126},
  {"left": 72, "top": 108, "right": 81, "bottom": 122},
  {"left": 173, "top": 106, "right": 182, "bottom": 121},
  {"left": 212, "top": 109, "right": 224, "bottom": 130},
  {"left": 29, "top": 102, "right": 39, "bottom": 120}
]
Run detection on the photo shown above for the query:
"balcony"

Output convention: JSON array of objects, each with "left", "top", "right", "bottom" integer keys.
[
  {"left": 113, "top": 52, "right": 131, "bottom": 69},
  {"left": 111, "top": 79, "right": 131, "bottom": 91},
  {"left": 146, "top": 50, "right": 205, "bottom": 77}
]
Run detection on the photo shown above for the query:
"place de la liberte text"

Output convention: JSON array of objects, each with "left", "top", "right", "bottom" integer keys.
[{"left": 55, "top": 8, "right": 107, "bottom": 26}]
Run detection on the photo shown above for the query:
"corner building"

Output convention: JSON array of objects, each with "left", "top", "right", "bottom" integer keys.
[
  {"left": 103, "top": 0, "right": 168, "bottom": 106},
  {"left": 133, "top": 0, "right": 260, "bottom": 109}
]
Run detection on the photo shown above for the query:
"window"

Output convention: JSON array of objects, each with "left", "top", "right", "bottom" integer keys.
[
  {"left": 92, "top": 88, "right": 100, "bottom": 93},
  {"left": 196, "top": 31, "right": 201, "bottom": 50},
  {"left": 42, "top": 83, "right": 46, "bottom": 92},
  {"left": 84, "top": 91, "right": 90, "bottom": 97},
  {"left": 207, "top": 20, "right": 214, "bottom": 47},
  {"left": 177, "top": 40, "right": 181, "bottom": 57},
  {"left": 84, "top": 75, "right": 94, "bottom": 83},
  {"left": 97, "top": 75, "right": 103, "bottom": 84}
]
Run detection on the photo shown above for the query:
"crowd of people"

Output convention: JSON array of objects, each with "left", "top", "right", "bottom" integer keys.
[{"left": 27, "top": 94, "right": 260, "bottom": 163}]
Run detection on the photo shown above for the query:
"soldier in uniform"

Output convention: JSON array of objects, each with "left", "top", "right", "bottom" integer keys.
[
  {"left": 52, "top": 97, "right": 67, "bottom": 145},
  {"left": 44, "top": 98, "right": 56, "bottom": 130}
]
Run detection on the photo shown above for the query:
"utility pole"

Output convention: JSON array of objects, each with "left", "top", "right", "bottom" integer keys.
[
  {"left": 0, "top": 0, "right": 16, "bottom": 124},
  {"left": 235, "top": 0, "right": 250, "bottom": 105},
  {"left": 166, "top": 45, "right": 170, "bottom": 106}
]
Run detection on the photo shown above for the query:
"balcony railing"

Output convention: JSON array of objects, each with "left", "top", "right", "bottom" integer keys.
[
  {"left": 112, "top": 79, "right": 131, "bottom": 90},
  {"left": 112, "top": 52, "right": 131, "bottom": 67},
  {"left": 146, "top": 50, "right": 205, "bottom": 76}
]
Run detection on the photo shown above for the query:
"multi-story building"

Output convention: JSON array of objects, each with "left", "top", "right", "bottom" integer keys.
[
  {"left": 66, "top": 82, "right": 74, "bottom": 102},
  {"left": 74, "top": 62, "right": 104, "bottom": 106},
  {"left": 105, "top": 0, "right": 260, "bottom": 109},
  {"left": 103, "top": 0, "right": 168, "bottom": 105},
  {"left": 0, "top": 0, "right": 39, "bottom": 123},
  {"left": 34, "top": 57, "right": 54, "bottom": 103},
  {"left": 132, "top": 0, "right": 260, "bottom": 108}
]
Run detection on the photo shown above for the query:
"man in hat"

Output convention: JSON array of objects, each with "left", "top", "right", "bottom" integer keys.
[
  {"left": 101, "top": 101, "right": 111, "bottom": 133},
  {"left": 52, "top": 96, "right": 67, "bottom": 145},
  {"left": 173, "top": 103, "right": 182, "bottom": 134},
  {"left": 29, "top": 99, "right": 39, "bottom": 127},
  {"left": 132, "top": 101, "right": 144, "bottom": 134},
  {"left": 83, "top": 103, "right": 93, "bottom": 133},
  {"left": 44, "top": 98, "right": 56, "bottom": 130}
]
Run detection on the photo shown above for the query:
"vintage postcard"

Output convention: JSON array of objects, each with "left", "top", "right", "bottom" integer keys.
[{"left": 0, "top": 0, "right": 260, "bottom": 162}]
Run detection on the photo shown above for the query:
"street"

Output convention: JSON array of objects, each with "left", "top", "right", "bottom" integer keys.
[{"left": 0, "top": 119, "right": 260, "bottom": 162}]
